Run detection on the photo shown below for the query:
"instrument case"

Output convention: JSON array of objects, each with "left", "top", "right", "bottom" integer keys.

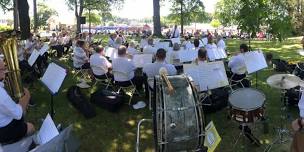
[{"left": 90, "top": 89, "right": 123, "bottom": 112}]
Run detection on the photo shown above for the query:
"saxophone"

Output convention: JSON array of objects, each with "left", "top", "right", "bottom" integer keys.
[{"left": 0, "top": 30, "right": 24, "bottom": 100}]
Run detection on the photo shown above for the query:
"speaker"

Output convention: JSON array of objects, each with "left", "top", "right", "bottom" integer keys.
[{"left": 80, "top": 17, "right": 86, "bottom": 24}]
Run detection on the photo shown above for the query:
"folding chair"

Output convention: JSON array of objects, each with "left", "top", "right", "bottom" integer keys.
[
  {"left": 229, "top": 73, "right": 246, "bottom": 91},
  {"left": 113, "top": 70, "right": 139, "bottom": 105},
  {"left": 147, "top": 78, "right": 154, "bottom": 110},
  {"left": 93, "top": 74, "right": 112, "bottom": 89}
]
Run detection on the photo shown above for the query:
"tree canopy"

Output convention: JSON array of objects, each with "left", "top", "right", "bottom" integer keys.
[
  {"left": 37, "top": 2, "right": 58, "bottom": 28},
  {"left": 215, "top": 0, "right": 292, "bottom": 41}
]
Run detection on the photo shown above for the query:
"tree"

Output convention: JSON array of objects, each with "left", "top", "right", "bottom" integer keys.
[
  {"left": 65, "top": 0, "right": 123, "bottom": 34},
  {"left": 168, "top": 0, "right": 207, "bottom": 34},
  {"left": 215, "top": 0, "right": 291, "bottom": 41},
  {"left": 153, "top": 0, "right": 161, "bottom": 37},
  {"left": 83, "top": 12, "right": 101, "bottom": 25},
  {"left": 33, "top": 0, "right": 37, "bottom": 31},
  {"left": 37, "top": 2, "right": 58, "bottom": 28},
  {"left": 210, "top": 19, "right": 221, "bottom": 28}
]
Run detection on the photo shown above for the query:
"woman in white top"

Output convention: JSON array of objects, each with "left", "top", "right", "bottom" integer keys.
[
  {"left": 193, "top": 48, "right": 208, "bottom": 65},
  {"left": 90, "top": 46, "right": 112, "bottom": 79}
]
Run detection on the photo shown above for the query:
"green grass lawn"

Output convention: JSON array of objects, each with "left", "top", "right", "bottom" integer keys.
[{"left": 26, "top": 37, "right": 304, "bottom": 152}]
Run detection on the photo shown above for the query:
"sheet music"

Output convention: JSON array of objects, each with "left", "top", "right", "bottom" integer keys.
[
  {"left": 41, "top": 63, "right": 67, "bottom": 94},
  {"left": 133, "top": 54, "right": 153, "bottom": 68},
  {"left": 243, "top": 50, "right": 267, "bottom": 74},
  {"left": 178, "top": 50, "right": 197, "bottom": 63},
  {"left": 105, "top": 47, "right": 117, "bottom": 59},
  {"left": 207, "top": 47, "right": 227, "bottom": 61},
  {"left": 171, "top": 38, "right": 181, "bottom": 44},
  {"left": 155, "top": 42, "right": 170, "bottom": 51},
  {"left": 28, "top": 49, "right": 40, "bottom": 66},
  {"left": 39, "top": 44, "right": 49, "bottom": 55},
  {"left": 184, "top": 61, "right": 229, "bottom": 91},
  {"left": 37, "top": 114, "right": 59, "bottom": 145},
  {"left": 183, "top": 64, "right": 200, "bottom": 86}
]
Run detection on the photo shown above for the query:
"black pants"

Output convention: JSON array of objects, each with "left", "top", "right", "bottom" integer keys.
[
  {"left": 51, "top": 45, "right": 64, "bottom": 57},
  {"left": 115, "top": 76, "right": 143, "bottom": 91},
  {"left": 0, "top": 118, "right": 27, "bottom": 144},
  {"left": 94, "top": 72, "right": 114, "bottom": 82}
]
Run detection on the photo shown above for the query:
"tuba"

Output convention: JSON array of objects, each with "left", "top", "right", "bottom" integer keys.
[{"left": 0, "top": 30, "right": 24, "bottom": 100}]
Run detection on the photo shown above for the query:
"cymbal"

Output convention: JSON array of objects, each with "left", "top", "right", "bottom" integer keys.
[{"left": 267, "top": 74, "right": 301, "bottom": 89}]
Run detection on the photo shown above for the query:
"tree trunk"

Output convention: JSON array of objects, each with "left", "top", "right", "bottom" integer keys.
[
  {"left": 75, "top": 0, "right": 84, "bottom": 34},
  {"left": 33, "top": 0, "right": 38, "bottom": 32},
  {"left": 17, "top": 0, "right": 30, "bottom": 40},
  {"left": 13, "top": 0, "right": 19, "bottom": 30},
  {"left": 153, "top": 0, "right": 161, "bottom": 37},
  {"left": 180, "top": 0, "right": 183, "bottom": 35}
]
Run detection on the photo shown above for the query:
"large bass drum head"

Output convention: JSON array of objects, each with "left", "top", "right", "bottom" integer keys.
[{"left": 153, "top": 75, "right": 205, "bottom": 152}]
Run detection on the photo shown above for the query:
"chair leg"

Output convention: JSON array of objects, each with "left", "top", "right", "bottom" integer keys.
[{"left": 149, "top": 90, "right": 152, "bottom": 110}]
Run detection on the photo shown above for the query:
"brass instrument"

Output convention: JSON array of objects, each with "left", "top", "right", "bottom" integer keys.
[{"left": 0, "top": 30, "right": 24, "bottom": 100}]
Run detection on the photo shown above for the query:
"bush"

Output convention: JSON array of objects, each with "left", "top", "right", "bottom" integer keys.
[{"left": 0, "top": 25, "right": 13, "bottom": 31}]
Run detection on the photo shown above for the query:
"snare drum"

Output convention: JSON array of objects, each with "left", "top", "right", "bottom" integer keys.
[{"left": 229, "top": 88, "right": 265, "bottom": 123}]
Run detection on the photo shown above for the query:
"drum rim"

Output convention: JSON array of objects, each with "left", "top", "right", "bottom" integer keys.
[{"left": 229, "top": 88, "right": 265, "bottom": 111}]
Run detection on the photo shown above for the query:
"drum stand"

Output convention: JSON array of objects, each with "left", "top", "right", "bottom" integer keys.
[
  {"left": 264, "top": 90, "right": 292, "bottom": 152},
  {"left": 233, "top": 123, "right": 260, "bottom": 148}
]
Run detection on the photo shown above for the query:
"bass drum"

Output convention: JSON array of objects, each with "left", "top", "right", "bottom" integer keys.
[{"left": 153, "top": 75, "right": 205, "bottom": 152}]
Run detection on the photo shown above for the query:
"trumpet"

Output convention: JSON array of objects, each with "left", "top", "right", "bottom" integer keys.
[{"left": 0, "top": 31, "right": 24, "bottom": 100}]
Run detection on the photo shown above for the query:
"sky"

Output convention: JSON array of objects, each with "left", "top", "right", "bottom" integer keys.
[{"left": 0, "top": 0, "right": 219, "bottom": 23}]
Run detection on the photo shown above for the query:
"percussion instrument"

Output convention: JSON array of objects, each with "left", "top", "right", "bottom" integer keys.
[
  {"left": 293, "top": 62, "right": 304, "bottom": 79},
  {"left": 267, "top": 74, "right": 301, "bottom": 90},
  {"left": 229, "top": 88, "right": 265, "bottom": 123},
  {"left": 153, "top": 74, "right": 205, "bottom": 151}
]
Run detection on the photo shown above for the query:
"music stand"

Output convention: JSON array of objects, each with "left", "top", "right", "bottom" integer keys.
[
  {"left": 243, "top": 50, "right": 268, "bottom": 88},
  {"left": 40, "top": 63, "right": 67, "bottom": 118}
]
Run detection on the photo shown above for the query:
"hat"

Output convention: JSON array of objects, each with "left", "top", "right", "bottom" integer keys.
[{"left": 133, "top": 101, "right": 146, "bottom": 109}]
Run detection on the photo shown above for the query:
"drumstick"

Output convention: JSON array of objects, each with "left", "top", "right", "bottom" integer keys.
[{"left": 159, "top": 67, "right": 174, "bottom": 95}]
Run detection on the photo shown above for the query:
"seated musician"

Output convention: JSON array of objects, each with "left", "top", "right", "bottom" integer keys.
[
  {"left": 73, "top": 40, "right": 90, "bottom": 69},
  {"left": 108, "top": 33, "right": 117, "bottom": 47},
  {"left": 90, "top": 46, "right": 113, "bottom": 80},
  {"left": 182, "top": 36, "right": 193, "bottom": 50},
  {"left": 127, "top": 41, "right": 139, "bottom": 56},
  {"left": 217, "top": 36, "right": 226, "bottom": 50},
  {"left": 143, "top": 48, "right": 177, "bottom": 78},
  {"left": 112, "top": 46, "right": 143, "bottom": 90},
  {"left": 139, "top": 35, "right": 148, "bottom": 52},
  {"left": 227, "top": 43, "right": 248, "bottom": 81},
  {"left": 24, "top": 33, "right": 37, "bottom": 60},
  {"left": 143, "top": 37, "right": 157, "bottom": 55},
  {"left": 170, "top": 43, "right": 181, "bottom": 65},
  {"left": 0, "top": 60, "right": 35, "bottom": 144},
  {"left": 193, "top": 48, "right": 208, "bottom": 65},
  {"left": 113, "top": 37, "right": 122, "bottom": 49},
  {"left": 193, "top": 39, "right": 200, "bottom": 51},
  {"left": 143, "top": 48, "right": 177, "bottom": 97}
]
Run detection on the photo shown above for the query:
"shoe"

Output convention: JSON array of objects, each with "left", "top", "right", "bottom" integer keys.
[{"left": 28, "top": 99, "right": 36, "bottom": 107}]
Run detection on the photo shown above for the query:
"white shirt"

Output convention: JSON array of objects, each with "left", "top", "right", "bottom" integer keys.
[
  {"left": 49, "top": 37, "right": 58, "bottom": 46},
  {"left": 170, "top": 27, "right": 180, "bottom": 38},
  {"left": 143, "top": 61, "right": 177, "bottom": 78},
  {"left": 112, "top": 56, "right": 136, "bottom": 81},
  {"left": 217, "top": 39, "right": 226, "bottom": 49},
  {"left": 170, "top": 51, "right": 180, "bottom": 64},
  {"left": 0, "top": 81, "right": 22, "bottom": 127},
  {"left": 90, "top": 53, "right": 111, "bottom": 76},
  {"left": 18, "top": 45, "right": 25, "bottom": 61},
  {"left": 182, "top": 41, "right": 193, "bottom": 50},
  {"left": 25, "top": 40, "right": 35, "bottom": 54},
  {"left": 299, "top": 90, "right": 304, "bottom": 118},
  {"left": 143, "top": 45, "right": 157, "bottom": 55},
  {"left": 140, "top": 39, "right": 148, "bottom": 49},
  {"left": 73, "top": 47, "right": 88, "bottom": 68},
  {"left": 127, "top": 47, "right": 139, "bottom": 55},
  {"left": 228, "top": 54, "right": 247, "bottom": 75},
  {"left": 108, "top": 37, "right": 115, "bottom": 47},
  {"left": 202, "top": 37, "right": 208, "bottom": 46}
]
